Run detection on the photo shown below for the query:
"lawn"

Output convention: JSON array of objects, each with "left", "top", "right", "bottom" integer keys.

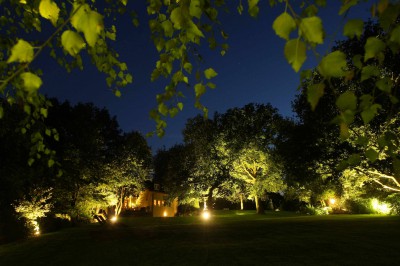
[{"left": 1, "top": 211, "right": 399, "bottom": 265}]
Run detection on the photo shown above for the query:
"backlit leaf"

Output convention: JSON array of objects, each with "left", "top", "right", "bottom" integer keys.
[
  {"left": 343, "top": 19, "right": 363, "bottom": 39},
  {"left": 364, "top": 37, "right": 386, "bottom": 62},
  {"left": 61, "top": 30, "right": 85, "bottom": 56},
  {"left": 161, "top": 20, "right": 174, "bottom": 37},
  {"left": 71, "top": 4, "right": 104, "bottom": 47},
  {"left": 195, "top": 83, "right": 206, "bottom": 97},
  {"left": 158, "top": 102, "right": 168, "bottom": 116},
  {"left": 39, "top": 0, "right": 60, "bottom": 26},
  {"left": 248, "top": 0, "right": 260, "bottom": 17},
  {"left": 20, "top": 72, "right": 42, "bottom": 92},
  {"left": 317, "top": 51, "right": 347, "bottom": 78},
  {"left": 189, "top": 0, "right": 202, "bottom": 19},
  {"left": 284, "top": 39, "right": 307, "bottom": 72},
  {"left": 170, "top": 7, "right": 185, "bottom": 29},
  {"left": 7, "top": 39, "right": 34, "bottom": 63},
  {"left": 299, "top": 16, "right": 324, "bottom": 44},
  {"left": 307, "top": 83, "right": 325, "bottom": 111},
  {"left": 336, "top": 91, "right": 357, "bottom": 111},
  {"left": 272, "top": 12, "right": 296, "bottom": 40},
  {"left": 204, "top": 68, "right": 218, "bottom": 79},
  {"left": 177, "top": 102, "right": 183, "bottom": 110}
]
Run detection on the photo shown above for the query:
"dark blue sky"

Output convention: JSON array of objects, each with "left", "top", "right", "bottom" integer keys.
[{"left": 40, "top": 2, "right": 371, "bottom": 152}]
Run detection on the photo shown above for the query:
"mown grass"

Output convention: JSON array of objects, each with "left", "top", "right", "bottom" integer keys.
[{"left": 1, "top": 211, "right": 399, "bottom": 265}]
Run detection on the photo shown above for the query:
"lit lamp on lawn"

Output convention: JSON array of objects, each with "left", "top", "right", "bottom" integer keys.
[
  {"left": 329, "top": 198, "right": 336, "bottom": 205},
  {"left": 110, "top": 216, "right": 118, "bottom": 223}
]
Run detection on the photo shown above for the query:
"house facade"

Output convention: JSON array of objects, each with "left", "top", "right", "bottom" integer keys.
[{"left": 123, "top": 189, "right": 178, "bottom": 217}]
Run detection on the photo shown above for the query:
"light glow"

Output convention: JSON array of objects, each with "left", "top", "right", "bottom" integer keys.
[
  {"left": 163, "top": 211, "right": 167, "bottom": 217},
  {"left": 110, "top": 216, "right": 118, "bottom": 223},
  {"left": 371, "top": 199, "right": 392, "bottom": 214},
  {"left": 329, "top": 198, "right": 336, "bottom": 205},
  {"left": 202, "top": 210, "right": 210, "bottom": 220}
]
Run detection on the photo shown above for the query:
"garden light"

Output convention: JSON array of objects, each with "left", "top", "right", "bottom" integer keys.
[
  {"left": 329, "top": 198, "right": 336, "bottom": 205},
  {"left": 110, "top": 216, "right": 118, "bottom": 223},
  {"left": 202, "top": 210, "right": 210, "bottom": 220},
  {"left": 371, "top": 199, "right": 392, "bottom": 215},
  {"left": 163, "top": 211, "right": 167, "bottom": 217}
]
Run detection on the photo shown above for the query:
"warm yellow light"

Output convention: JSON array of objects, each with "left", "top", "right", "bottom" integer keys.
[
  {"left": 202, "top": 210, "right": 210, "bottom": 220},
  {"left": 329, "top": 198, "right": 336, "bottom": 205},
  {"left": 371, "top": 199, "right": 392, "bottom": 214},
  {"left": 110, "top": 216, "right": 118, "bottom": 223},
  {"left": 163, "top": 211, "right": 167, "bottom": 217}
]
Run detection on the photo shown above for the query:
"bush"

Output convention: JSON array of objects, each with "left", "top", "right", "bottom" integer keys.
[
  {"left": 301, "top": 204, "right": 330, "bottom": 215},
  {"left": 38, "top": 215, "right": 73, "bottom": 234},
  {"left": 345, "top": 199, "right": 374, "bottom": 214}
]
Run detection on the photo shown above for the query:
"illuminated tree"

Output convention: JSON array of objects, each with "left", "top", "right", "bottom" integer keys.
[
  {"left": 101, "top": 131, "right": 152, "bottom": 217},
  {"left": 231, "top": 143, "right": 285, "bottom": 214}
]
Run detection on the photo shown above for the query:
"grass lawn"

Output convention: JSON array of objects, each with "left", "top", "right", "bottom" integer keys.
[{"left": 1, "top": 210, "right": 399, "bottom": 265}]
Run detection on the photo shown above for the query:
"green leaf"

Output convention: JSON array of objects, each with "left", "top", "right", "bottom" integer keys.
[
  {"left": 365, "top": 148, "right": 379, "bottom": 163},
  {"left": 177, "top": 102, "right": 183, "bottom": 111},
  {"left": 71, "top": 4, "right": 104, "bottom": 47},
  {"left": 40, "top": 108, "right": 48, "bottom": 118},
  {"left": 317, "top": 51, "right": 347, "bottom": 78},
  {"left": 361, "top": 65, "right": 380, "bottom": 81},
  {"left": 339, "top": 0, "right": 357, "bottom": 15},
  {"left": 195, "top": 83, "right": 206, "bottom": 97},
  {"left": 204, "top": 68, "right": 218, "bottom": 79},
  {"left": 0, "top": 106, "right": 3, "bottom": 119},
  {"left": 61, "top": 30, "right": 86, "bottom": 56},
  {"left": 248, "top": 0, "right": 260, "bottom": 17},
  {"left": 28, "top": 158, "right": 35, "bottom": 166},
  {"left": 352, "top": 54, "right": 363, "bottom": 69},
  {"left": 48, "top": 159, "right": 55, "bottom": 167},
  {"left": 45, "top": 129, "right": 51, "bottom": 136},
  {"left": 390, "top": 25, "right": 400, "bottom": 45},
  {"left": 307, "top": 83, "right": 325, "bottom": 111},
  {"left": 39, "top": 0, "right": 60, "bottom": 26},
  {"left": 343, "top": 19, "right": 364, "bottom": 39},
  {"left": 364, "top": 37, "right": 386, "bottom": 62},
  {"left": 187, "top": 21, "right": 204, "bottom": 41},
  {"left": 272, "top": 12, "right": 296, "bottom": 40},
  {"left": 170, "top": 7, "right": 185, "bottom": 29},
  {"left": 158, "top": 102, "right": 168, "bottom": 116},
  {"left": 189, "top": 0, "right": 202, "bottom": 19},
  {"left": 284, "top": 39, "right": 307, "bottom": 72},
  {"left": 161, "top": 20, "right": 174, "bottom": 37},
  {"left": 115, "top": 90, "right": 121, "bottom": 97},
  {"left": 348, "top": 153, "right": 361, "bottom": 166},
  {"left": 336, "top": 91, "right": 357, "bottom": 111},
  {"left": 376, "top": 77, "right": 392, "bottom": 93},
  {"left": 169, "top": 107, "right": 179, "bottom": 118},
  {"left": 7, "top": 39, "right": 34, "bottom": 63},
  {"left": 299, "top": 16, "right": 324, "bottom": 44},
  {"left": 361, "top": 104, "right": 381, "bottom": 124},
  {"left": 206, "top": 82, "right": 216, "bottom": 89},
  {"left": 20, "top": 72, "right": 42, "bottom": 92},
  {"left": 183, "top": 62, "right": 192, "bottom": 74}
]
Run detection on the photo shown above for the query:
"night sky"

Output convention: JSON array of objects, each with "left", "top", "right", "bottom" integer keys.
[{"left": 39, "top": 1, "right": 371, "bottom": 153}]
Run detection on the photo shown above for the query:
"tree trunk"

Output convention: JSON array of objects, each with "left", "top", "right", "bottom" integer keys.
[
  {"left": 255, "top": 195, "right": 264, "bottom": 214},
  {"left": 240, "top": 194, "right": 244, "bottom": 210}
]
